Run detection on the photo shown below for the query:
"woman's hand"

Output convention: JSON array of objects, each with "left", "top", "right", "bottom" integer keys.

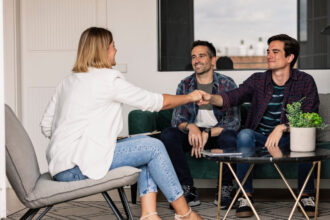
[
  {"left": 197, "top": 90, "right": 211, "bottom": 106},
  {"left": 188, "top": 90, "right": 203, "bottom": 102}
]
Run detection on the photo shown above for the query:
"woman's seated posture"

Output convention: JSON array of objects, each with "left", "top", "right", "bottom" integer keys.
[{"left": 41, "top": 27, "right": 203, "bottom": 220}]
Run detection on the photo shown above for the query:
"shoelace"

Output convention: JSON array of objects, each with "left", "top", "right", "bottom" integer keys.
[
  {"left": 182, "top": 186, "right": 190, "bottom": 195},
  {"left": 183, "top": 186, "right": 197, "bottom": 197},
  {"left": 221, "top": 186, "right": 233, "bottom": 197},
  {"left": 301, "top": 197, "right": 315, "bottom": 206},
  {"left": 238, "top": 197, "right": 250, "bottom": 208}
]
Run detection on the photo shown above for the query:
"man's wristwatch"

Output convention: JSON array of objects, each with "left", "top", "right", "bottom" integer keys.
[
  {"left": 184, "top": 122, "right": 190, "bottom": 132},
  {"left": 284, "top": 123, "right": 290, "bottom": 132},
  {"left": 203, "top": 127, "right": 211, "bottom": 138}
]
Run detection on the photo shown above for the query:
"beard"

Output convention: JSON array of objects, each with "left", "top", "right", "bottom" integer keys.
[{"left": 195, "top": 65, "right": 212, "bottom": 75}]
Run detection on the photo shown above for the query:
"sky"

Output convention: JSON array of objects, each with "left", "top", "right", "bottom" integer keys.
[{"left": 194, "top": 0, "right": 297, "bottom": 56}]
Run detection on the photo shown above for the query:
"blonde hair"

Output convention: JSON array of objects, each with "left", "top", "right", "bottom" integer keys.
[{"left": 72, "top": 27, "right": 113, "bottom": 73}]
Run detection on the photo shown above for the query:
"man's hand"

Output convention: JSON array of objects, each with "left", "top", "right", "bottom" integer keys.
[
  {"left": 197, "top": 90, "right": 211, "bottom": 106},
  {"left": 201, "top": 131, "right": 208, "bottom": 149},
  {"left": 196, "top": 91, "right": 224, "bottom": 107},
  {"left": 265, "top": 124, "right": 286, "bottom": 157},
  {"left": 188, "top": 124, "right": 203, "bottom": 157},
  {"left": 191, "top": 130, "right": 209, "bottom": 158}
]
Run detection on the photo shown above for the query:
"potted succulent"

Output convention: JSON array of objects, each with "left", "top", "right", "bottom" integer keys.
[{"left": 286, "top": 98, "right": 327, "bottom": 152}]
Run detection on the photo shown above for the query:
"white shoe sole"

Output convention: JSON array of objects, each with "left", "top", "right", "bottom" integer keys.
[{"left": 188, "top": 200, "right": 201, "bottom": 207}]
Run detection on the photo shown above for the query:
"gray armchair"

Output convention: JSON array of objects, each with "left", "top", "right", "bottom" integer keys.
[{"left": 5, "top": 104, "right": 140, "bottom": 220}]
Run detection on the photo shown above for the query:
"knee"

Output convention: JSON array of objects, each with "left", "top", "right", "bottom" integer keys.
[
  {"left": 145, "top": 136, "right": 167, "bottom": 154},
  {"left": 216, "top": 130, "right": 237, "bottom": 149},
  {"left": 237, "top": 129, "right": 255, "bottom": 154},
  {"left": 160, "top": 127, "right": 181, "bottom": 147},
  {"left": 221, "top": 130, "right": 237, "bottom": 145},
  {"left": 161, "top": 127, "right": 178, "bottom": 139},
  {"left": 237, "top": 129, "right": 254, "bottom": 143},
  {"left": 148, "top": 136, "right": 165, "bottom": 148}
]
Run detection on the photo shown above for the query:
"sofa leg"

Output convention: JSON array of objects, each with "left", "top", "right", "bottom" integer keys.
[{"left": 131, "top": 183, "right": 137, "bottom": 204}]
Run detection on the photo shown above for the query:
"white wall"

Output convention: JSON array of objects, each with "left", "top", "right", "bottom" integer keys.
[
  {"left": 1, "top": 0, "right": 6, "bottom": 217},
  {"left": 4, "top": 0, "right": 20, "bottom": 116}
]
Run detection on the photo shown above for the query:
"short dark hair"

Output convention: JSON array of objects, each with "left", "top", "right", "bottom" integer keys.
[
  {"left": 267, "top": 34, "right": 300, "bottom": 68},
  {"left": 216, "top": 56, "right": 234, "bottom": 70},
  {"left": 191, "top": 40, "right": 216, "bottom": 58}
]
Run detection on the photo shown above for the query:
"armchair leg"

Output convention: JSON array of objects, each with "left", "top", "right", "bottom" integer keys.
[
  {"left": 118, "top": 188, "right": 134, "bottom": 220},
  {"left": 131, "top": 183, "right": 137, "bottom": 204},
  {"left": 20, "top": 208, "right": 40, "bottom": 220},
  {"left": 36, "top": 205, "right": 53, "bottom": 220},
  {"left": 102, "top": 189, "right": 134, "bottom": 220}
]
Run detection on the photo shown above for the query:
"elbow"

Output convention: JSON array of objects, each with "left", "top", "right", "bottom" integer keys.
[
  {"left": 161, "top": 103, "right": 170, "bottom": 110},
  {"left": 161, "top": 94, "right": 170, "bottom": 110}
]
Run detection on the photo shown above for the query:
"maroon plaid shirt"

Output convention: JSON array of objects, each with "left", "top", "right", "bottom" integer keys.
[{"left": 220, "top": 69, "right": 320, "bottom": 130}]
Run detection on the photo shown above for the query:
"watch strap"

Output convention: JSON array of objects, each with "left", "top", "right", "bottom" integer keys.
[
  {"left": 204, "top": 128, "right": 211, "bottom": 138},
  {"left": 184, "top": 122, "right": 190, "bottom": 132}
]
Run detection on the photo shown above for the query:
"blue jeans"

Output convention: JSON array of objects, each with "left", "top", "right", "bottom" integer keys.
[
  {"left": 53, "top": 135, "right": 183, "bottom": 202},
  {"left": 236, "top": 129, "right": 315, "bottom": 195}
]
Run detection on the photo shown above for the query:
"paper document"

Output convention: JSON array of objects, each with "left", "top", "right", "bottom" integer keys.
[{"left": 202, "top": 150, "right": 243, "bottom": 157}]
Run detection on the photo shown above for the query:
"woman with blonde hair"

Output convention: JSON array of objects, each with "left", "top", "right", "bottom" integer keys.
[{"left": 41, "top": 27, "right": 202, "bottom": 220}]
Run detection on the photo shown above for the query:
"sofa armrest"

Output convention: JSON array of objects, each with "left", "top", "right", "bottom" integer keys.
[{"left": 128, "top": 110, "right": 158, "bottom": 135}]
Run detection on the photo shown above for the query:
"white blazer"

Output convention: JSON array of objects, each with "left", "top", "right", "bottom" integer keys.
[{"left": 41, "top": 68, "right": 163, "bottom": 179}]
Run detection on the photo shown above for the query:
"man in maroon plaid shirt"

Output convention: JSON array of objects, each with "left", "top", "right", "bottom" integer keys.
[{"left": 199, "top": 34, "right": 319, "bottom": 218}]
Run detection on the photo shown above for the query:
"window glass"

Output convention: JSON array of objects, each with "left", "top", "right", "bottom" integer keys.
[
  {"left": 299, "top": 0, "right": 307, "bottom": 42},
  {"left": 194, "top": 0, "right": 297, "bottom": 69}
]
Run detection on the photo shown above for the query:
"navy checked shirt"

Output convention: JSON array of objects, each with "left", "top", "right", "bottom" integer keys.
[
  {"left": 220, "top": 69, "right": 320, "bottom": 130},
  {"left": 171, "top": 72, "right": 240, "bottom": 131}
]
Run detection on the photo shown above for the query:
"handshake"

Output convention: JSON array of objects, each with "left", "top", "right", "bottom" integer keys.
[{"left": 188, "top": 90, "right": 214, "bottom": 106}]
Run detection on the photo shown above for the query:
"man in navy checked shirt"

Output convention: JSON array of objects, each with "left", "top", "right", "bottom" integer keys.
[
  {"left": 161, "top": 40, "right": 240, "bottom": 209},
  {"left": 199, "top": 34, "right": 319, "bottom": 218}
]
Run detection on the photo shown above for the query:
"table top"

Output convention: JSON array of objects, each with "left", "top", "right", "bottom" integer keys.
[{"left": 202, "top": 148, "right": 330, "bottom": 164}]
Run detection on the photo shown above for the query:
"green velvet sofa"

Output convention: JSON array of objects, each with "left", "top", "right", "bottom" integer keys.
[{"left": 128, "top": 94, "right": 330, "bottom": 203}]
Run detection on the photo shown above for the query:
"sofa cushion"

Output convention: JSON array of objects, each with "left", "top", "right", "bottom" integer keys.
[
  {"left": 317, "top": 93, "right": 330, "bottom": 142},
  {"left": 28, "top": 166, "right": 140, "bottom": 208}
]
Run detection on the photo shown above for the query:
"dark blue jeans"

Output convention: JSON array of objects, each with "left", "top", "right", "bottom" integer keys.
[
  {"left": 236, "top": 129, "right": 315, "bottom": 195},
  {"left": 161, "top": 127, "right": 237, "bottom": 187}
]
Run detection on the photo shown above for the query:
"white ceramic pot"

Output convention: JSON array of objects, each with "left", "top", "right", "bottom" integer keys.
[{"left": 290, "top": 127, "right": 316, "bottom": 152}]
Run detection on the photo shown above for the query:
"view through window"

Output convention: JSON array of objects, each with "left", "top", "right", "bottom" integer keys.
[
  {"left": 158, "top": 0, "right": 330, "bottom": 71},
  {"left": 194, "top": 0, "right": 297, "bottom": 69}
]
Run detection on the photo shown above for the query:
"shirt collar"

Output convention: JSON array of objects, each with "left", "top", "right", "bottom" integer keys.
[
  {"left": 189, "top": 71, "right": 218, "bottom": 88},
  {"left": 290, "top": 69, "right": 299, "bottom": 80},
  {"left": 266, "top": 68, "right": 299, "bottom": 86}
]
